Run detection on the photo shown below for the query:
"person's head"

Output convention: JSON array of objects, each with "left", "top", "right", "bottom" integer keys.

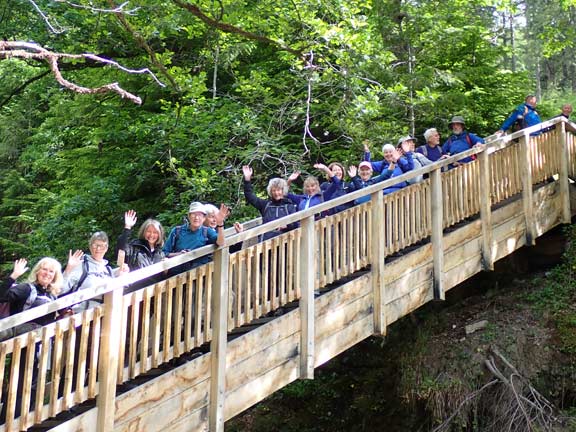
[
  {"left": 328, "top": 162, "right": 345, "bottom": 181},
  {"left": 28, "top": 257, "right": 63, "bottom": 295},
  {"left": 382, "top": 143, "right": 395, "bottom": 162},
  {"left": 525, "top": 95, "right": 537, "bottom": 108},
  {"left": 303, "top": 176, "right": 320, "bottom": 196},
  {"left": 397, "top": 136, "right": 416, "bottom": 152},
  {"left": 266, "top": 178, "right": 288, "bottom": 201},
  {"left": 89, "top": 231, "right": 109, "bottom": 262},
  {"left": 448, "top": 116, "right": 465, "bottom": 134},
  {"left": 203, "top": 203, "right": 220, "bottom": 229},
  {"left": 187, "top": 202, "right": 207, "bottom": 230},
  {"left": 358, "top": 161, "right": 373, "bottom": 181},
  {"left": 562, "top": 104, "right": 573, "bottom": 117},
  {"left": 138, "top": 219, "right": 165, "bottom": 248},
  {"left": 424, "top": 128, "right": 440, "bottom": 146}
]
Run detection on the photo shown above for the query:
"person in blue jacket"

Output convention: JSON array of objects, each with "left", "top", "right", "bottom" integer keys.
[
  {"left": 497, "top": 95, "right": 542, "bottom": 136},
  {"left": 363, "top": 144, "right": 409, "bottom": 194},
  {"left": 316, "top": 162, "right": 353, "bottom": 214},
  {"left": 442, "top": 116, "right": 485, "bottom": 167},
  {"left": 347, "top": 160, "right": 398, "bottom": 205},
  {"left": 287, "top": 165, "right": 342, "bottom": 217}
]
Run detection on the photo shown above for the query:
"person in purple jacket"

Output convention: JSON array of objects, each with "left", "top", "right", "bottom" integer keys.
[{"left": 442, "top": 116, "right": 484, "bottom": 167}]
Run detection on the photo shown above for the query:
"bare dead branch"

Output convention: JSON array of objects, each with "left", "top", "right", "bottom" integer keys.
[
  {"left": 55, "top": 0, "right": 139, "bottom": 15},
  {"left": 172, "top": 0, "right": 303, "bottom": 58},
  {"left": 27, "top": 0, "right": 67, "bottom": 33},
  {"left": 106, "top": 0, "right": 181, "bottom": 92},
  {"left": 0, "top": 41, "right": 163, "bottom": 104}
]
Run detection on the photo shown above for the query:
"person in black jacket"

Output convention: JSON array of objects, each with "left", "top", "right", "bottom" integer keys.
[
  {"left": 242, "top": 165, "right": 298, "bottom": 241},
  {"left": 117, "top": 210, "right": 166, "bottom": 291}
]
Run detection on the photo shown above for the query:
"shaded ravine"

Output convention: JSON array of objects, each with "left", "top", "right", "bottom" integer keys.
[{"left": 227, "top": 225, "right": 576, "bottom": 432}]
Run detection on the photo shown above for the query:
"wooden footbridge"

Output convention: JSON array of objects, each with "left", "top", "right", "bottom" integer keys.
[{"left": 1, "top": 118, "right": 575, "bottom": 432}]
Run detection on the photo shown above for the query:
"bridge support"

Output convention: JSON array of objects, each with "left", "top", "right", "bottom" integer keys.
[
  {"left": 209, "top": 247, "right": 230, "bottom": 432},
  {"left": 96, "top": 283, "right": 122, "bottom": 432},
  {"left": 370, "top": 190, "right": 386, "bottom": 335},
  {"left": 299, "top": 216, "right": 315, "bottom": 379},
  {"left": 478, "top": 148, "right": 494, "bottom": 271},
  {"left": 430, "top": 168, "right": 445, "bottom": 300},
  {"left": 521, "top": 130, "right": 536, "bottom": 246},
  {"left": 559, "top": 122, "right": 572, "bottom": 224}
]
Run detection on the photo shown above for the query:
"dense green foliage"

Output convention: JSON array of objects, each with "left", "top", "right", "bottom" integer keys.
[{"left": 0, "top": 0, "right": 574, "bottom": 268}]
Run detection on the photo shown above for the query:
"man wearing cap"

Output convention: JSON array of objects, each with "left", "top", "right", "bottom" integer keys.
[
  {"left": 442, "top": 116, "right": 484, "bottom": 167},
  {"left": 347, "top": 160, "right": 396, "bottom": 205},
  {"left": 397, "top": 136, "right": 432, "bottom": 184},
  {"left": 163, "top": 201, "right": 226, "bottom": 272}
]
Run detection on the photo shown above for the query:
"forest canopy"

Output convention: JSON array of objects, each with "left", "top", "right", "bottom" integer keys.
[{"left": 0, "top": 0, "right": 575, "bottom": 268}]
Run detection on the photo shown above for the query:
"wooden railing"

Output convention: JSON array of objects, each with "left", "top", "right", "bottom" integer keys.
[{"left": 0, "top": 117, "right": 574, "bottom": 432}]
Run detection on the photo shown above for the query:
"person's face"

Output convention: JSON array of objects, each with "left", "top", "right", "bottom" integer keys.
[
  {"left": 331, "top": 165, "right": 344, "bottom": 180},
  {"left": 304, "top": 181, "right": 319, "bottom": 196},
  {"left": 402, "top": 139, "right": 416, "bottom": 152},
  {"left": 270, "top": 187, "right": 284, "bottom": 201},
  {"left": 204, "top": 212, "right": 217, "bottom": 228},
  {"left": 90, "top": 240, "right": 108, "bottom": 261},
  {"left": 383, "top": 149, "right": 394, "bottom": 162},
  {"left": 451, "top": 123, "right": 464, "bottom": 134},
  {"left": 527, "top": 97, "right": 537, "bottom": 108},
  {"left": 36, "top": 263, "right": 56, "bottom": 287},
  {"left": 144, "top": 225, "right": 160, "bottom": 247},
  {"left": 188, "top": 212, "right": 206, "bottom": 229},
  {"left": 359, "top": 166, "right": 372, "bottom": 181},
  {"left": 427, "top": 131, "right": 440, "bottom": 146},
  {"left": 562, "top": 105, "right": 573, "bottom": 117}
]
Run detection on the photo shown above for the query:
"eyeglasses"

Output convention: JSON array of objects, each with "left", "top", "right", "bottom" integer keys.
[{"left": 91, "top": 243, "right": 108, "bottom": 250}]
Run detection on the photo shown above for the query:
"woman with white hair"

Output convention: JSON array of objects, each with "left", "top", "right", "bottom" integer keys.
[
  {"left": 362, "top": 142, "right": 410, "bottom": 194},
  {"left": 242, "top": 165, "right": 298, "bottom": 241}
]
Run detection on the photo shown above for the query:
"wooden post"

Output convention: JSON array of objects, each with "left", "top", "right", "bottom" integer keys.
[
  {"left": 299, "top": 215, "right": 315, "bottom": 379},
  {"left": 558, "top": 121, "right": 572, "bottom": 224},
  {"left": 430, "top": 168, "right": 445, "bottom": 300},
  {"left": 478, "top": 149, "right": 494, "bottom": 270},
  {"left": 370, "top": 191, "right": 386, "bottom": 335},
  {"left": 521, "top": 130, "right": 536, "bottom": 245},
  {"left": 96, "top": 283, "right": 122, "bottom": 432},
  {"left": 209, "top": 247, "right": 230, "bottom": 432}
]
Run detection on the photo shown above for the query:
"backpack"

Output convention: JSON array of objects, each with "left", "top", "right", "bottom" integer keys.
[
  {"left": 71, "top": 255, "right": 113, "bottom": 293},
  {"left": 513, "top": 105, "right": 530, "bottom": 132},
  {"left": 416, "top": 145, "right": 443, "bottom": 158}
]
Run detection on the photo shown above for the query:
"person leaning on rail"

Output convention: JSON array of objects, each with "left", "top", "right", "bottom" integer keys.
[
  {"left": 61, "top": 231, "right": 129, "bottom": 313},
  {"left": 286, "top": 169, "right": 340, "bottom": 219},
  {"left": 0, "top": 256, "right": 70, "bottom": 422},
  {"left": 242, "top": 165, "right": 298, "bottom": 242},
  {"left": 417, "top": 128, "right": 448, "bottom": 162},
  {"left": 362, "top": 143, "right": 409, "bottom": 195},
  {"left": 162, "top": 202, "right": 227, "bottom": 276},
  {"left": 117, "top": 210, "right": 166, "bottom": 291},
  {"left": 316, "top": 161, "right": 354, "bottom": 215},
  {"left": 496, "top": 94, "right": 542, "bottom": 137},
  {"left": 397, "top": 135, "right": 433, "bottom": 184},
  {"left": 204, "top": 202, "right": 244, "bottom": 253},
  {"left": 347, "top": 160, "right": 396, "bottom": 205},
  {"left": 442, "top": 116, "right": 485, "bottom": 168}
]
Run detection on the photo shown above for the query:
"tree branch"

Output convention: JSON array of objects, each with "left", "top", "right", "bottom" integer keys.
[
  {"left": 172, "top": 0, "right": 303, "bottom": 58},
  {"left": 0, "top": 70, "right": 51, "bottom": 108},
  {"left": 0, "top": 41, "right": 163, "bottom": 104},
  {"left": 106, "top": 0, "right": 181, "bottom": 92}
]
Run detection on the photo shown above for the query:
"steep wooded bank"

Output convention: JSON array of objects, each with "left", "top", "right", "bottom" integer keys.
[
  {"left": 227, "top": 225, "right": 576, "bottom": 431},
  {"left": 1, "top": 0, "right": 575, "bottom": 271}
]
